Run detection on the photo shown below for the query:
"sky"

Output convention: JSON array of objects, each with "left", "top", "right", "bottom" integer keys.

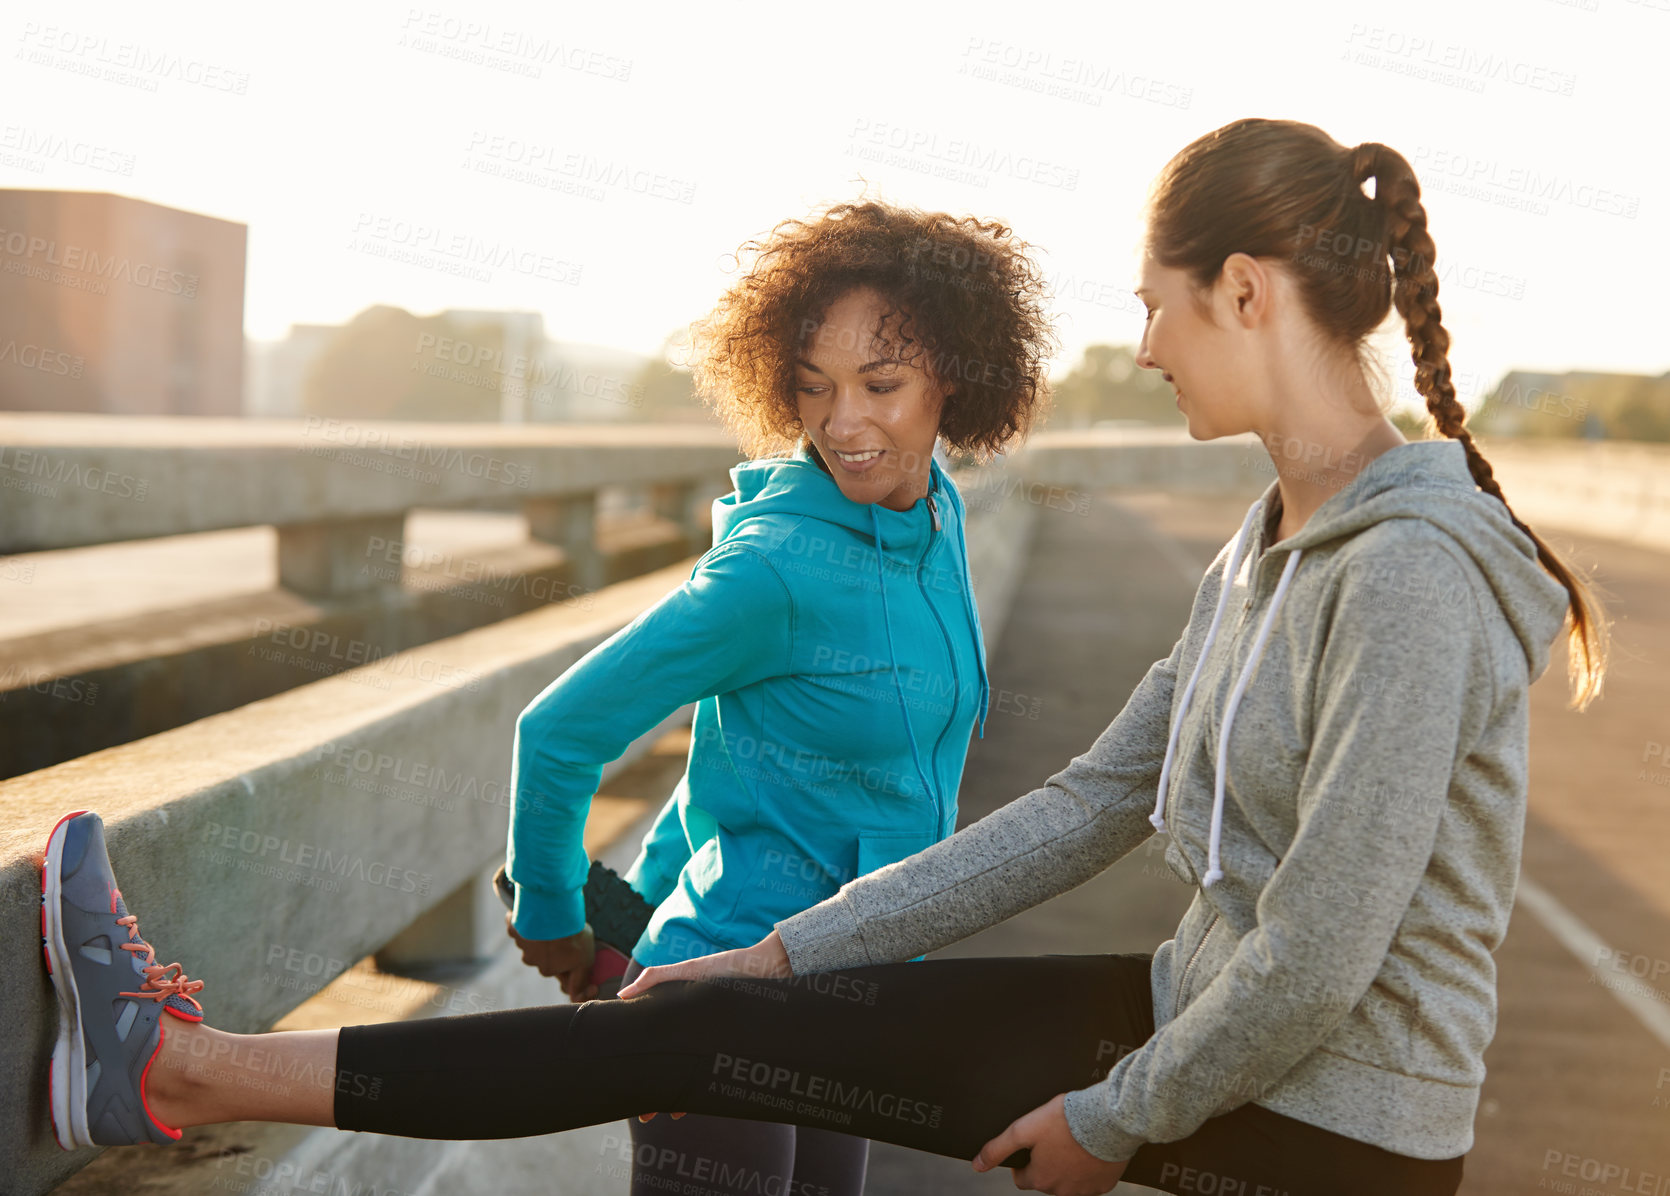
[{"left": 4, "top": 0, "right": 1666, "bottom": 413}]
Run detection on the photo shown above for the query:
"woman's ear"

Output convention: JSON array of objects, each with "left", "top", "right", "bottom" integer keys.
[{"left": 1219, "top": 252, "right": 1269, "bottom": 326}]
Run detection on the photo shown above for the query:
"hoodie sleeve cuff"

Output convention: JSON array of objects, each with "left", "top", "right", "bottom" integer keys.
[
  {"left": 1062, "top": 1087, "right": 1147, "bottom": 1164},
  {"left": 772, "top": 893, "right": 873, "bottom": 974},
  {"left": 511, "top": 882, "right": 585, "bottom": 941}
]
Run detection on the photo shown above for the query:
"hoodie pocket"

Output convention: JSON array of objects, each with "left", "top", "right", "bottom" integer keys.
[{"left": 1174, "top": 909, "right": 1224, "bottom": 1019}]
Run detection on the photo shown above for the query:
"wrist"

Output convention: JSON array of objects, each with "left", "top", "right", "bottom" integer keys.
[
  {"left": 1061, "top": 1087, "right": 1145, "bottom": 1164},
  {"left": 757, "top": 931, "right": 793, "bottom": 978},
  {"left": 511, "top": 881, "right": 585, "bottom": 941}
]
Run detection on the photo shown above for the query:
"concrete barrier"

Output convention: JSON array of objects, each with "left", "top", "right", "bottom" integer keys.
[
  {"left": 4, "top": 562, "right": 707, "bottom": 1193},
  {"left": 0, "top": 513, "right": 694, "bottom": 782},
  {"left": 0, "top": 414, "right": 744, "bottom": 552}
]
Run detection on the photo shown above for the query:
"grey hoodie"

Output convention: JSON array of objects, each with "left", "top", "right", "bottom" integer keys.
[{"left": 772, "top": 438, "right": 1572, "bottom": 1163}]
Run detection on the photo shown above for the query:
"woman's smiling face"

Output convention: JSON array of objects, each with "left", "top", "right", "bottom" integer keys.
[
  {"left": 795, "top": 286, "right": 945, "bottom": 512},
  {"left": 1134, "top": 252, "right": 1254, "bottom": 440}
]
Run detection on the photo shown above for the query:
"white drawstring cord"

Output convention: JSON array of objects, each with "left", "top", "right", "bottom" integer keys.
[
  {"left": 1149, "top": 500, "right": 1263, "bottom": 835},
  {"left": 1203, "top": 547, "right": 1304, "bottom": 887}
]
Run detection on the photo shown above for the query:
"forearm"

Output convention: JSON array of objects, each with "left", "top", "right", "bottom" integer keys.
[
  {"left": 775, "top": 765, "right": 1160, "bottom": 972},
  {"left": 506, "top": 730, "right": 603, "bottom": 939}
]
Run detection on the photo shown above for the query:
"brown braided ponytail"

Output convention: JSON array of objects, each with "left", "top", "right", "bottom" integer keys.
[{"left": 1147, "top": 119, "right": 1608, "bottom": 709}]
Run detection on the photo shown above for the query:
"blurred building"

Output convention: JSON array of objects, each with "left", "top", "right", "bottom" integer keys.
[
  {"left": 1474, "top": 369, "right": 1668, "bottom": 441},
  {"left": 441, "top": 308, "right": 545, "bottom": 422},
  {"left": 244, "top": 323, "right": 336, "bottom": 419},
  {"left": 0, "top": 189, "right": 246, "bottom": 415}
]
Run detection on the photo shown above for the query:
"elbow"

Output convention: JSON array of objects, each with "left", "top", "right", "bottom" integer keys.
[{"left": 515, "top": 690, "right": 557, "bottom": 737}]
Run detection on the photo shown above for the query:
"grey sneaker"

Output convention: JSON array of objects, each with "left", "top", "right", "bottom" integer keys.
[{"left": 40, "top": 810, "right": 206, "bottom": 1149}]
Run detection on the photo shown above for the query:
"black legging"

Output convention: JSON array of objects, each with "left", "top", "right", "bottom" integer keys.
[
  {"left": 334, "top": 953, "right": 1466, "bottom": 1195},
  {"left": 619, "top": 955, "right": 871, "bottom": 1196}
]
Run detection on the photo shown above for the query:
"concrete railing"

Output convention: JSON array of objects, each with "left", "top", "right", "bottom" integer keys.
[
  {"left": 0, "top": 416, "right": 750, "bottom": 780},
  {"left": 0, "top": 414, "right": 747, "bottom": 595}
]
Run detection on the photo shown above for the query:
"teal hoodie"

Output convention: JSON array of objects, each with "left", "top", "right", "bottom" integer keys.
[{"left": 505, "top": 439, "right": 990, "bottom": 966}]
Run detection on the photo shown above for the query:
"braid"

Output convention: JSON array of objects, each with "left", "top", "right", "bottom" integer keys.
[{"left": 1357, "top": 141, "right": 1610, "bottom": 709}]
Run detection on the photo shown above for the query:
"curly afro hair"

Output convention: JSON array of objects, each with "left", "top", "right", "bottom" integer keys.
[{"left": 688, "top": 200, "right": 1058, "bottom": 462}]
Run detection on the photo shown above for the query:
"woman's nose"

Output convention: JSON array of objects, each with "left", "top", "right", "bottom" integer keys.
[
  {"left": 823, "top": 386, "right": 869, "bottom": 439},
  {"left": 1134, "top": 336, "right": 1157, "bottom": 371}
]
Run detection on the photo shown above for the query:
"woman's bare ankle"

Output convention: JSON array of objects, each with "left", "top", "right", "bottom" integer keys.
[{"left": 145, "top": 1017, "right": 220, "bottom": 1129}]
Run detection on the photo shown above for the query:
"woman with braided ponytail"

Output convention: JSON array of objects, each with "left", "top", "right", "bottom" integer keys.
[{"left": 40, "top": 119, "right": 1608, "bottom": 1196}]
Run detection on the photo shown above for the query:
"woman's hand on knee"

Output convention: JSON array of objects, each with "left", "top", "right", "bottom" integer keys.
[
  {"left": 616, "top": 931, "right": 793, "bottom": 999},
  {"left": 972, "top": 1092, "right": 1131, "bottom": 1195}
]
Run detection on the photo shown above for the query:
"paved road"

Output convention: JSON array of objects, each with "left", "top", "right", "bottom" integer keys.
[{"left": 864, "top": 487, "right": 1670, "bottom": 1196}]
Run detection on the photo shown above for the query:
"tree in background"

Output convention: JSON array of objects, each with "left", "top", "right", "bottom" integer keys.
[
  {"left": 300, "top": 306, "right": 504, "bottom": 421},
  {"left": 1044, "top": 344, "right": 1183, "bottom": 429},
  {"left": 623, "top": 330, "right": 712, "bottom": 425}
]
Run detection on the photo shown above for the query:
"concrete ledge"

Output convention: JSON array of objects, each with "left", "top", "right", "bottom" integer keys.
[
  {"left": 2, "top": 561, "right": 703, "bottom": 1194},
  {"left": 0, "top": 514, "right": 694, "bottom": 781},
  {"left": 0, "top": 414, "right": 744, "bottom": 551}
]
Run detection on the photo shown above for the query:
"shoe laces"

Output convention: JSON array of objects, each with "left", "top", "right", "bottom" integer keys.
[{"left": 116, "top": 913, "right": 206, "bottom": 1015}]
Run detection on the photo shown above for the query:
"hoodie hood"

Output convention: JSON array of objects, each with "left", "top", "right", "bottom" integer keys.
[
  {"left": 1271, "top": 437, "right": 1570, "bottom": 682},
  {"left": 714, "top": 440, "right": 940, "bottom": 548},
  {"left": 1152, "top": 436, "right": 1571, "bottom": 887}
]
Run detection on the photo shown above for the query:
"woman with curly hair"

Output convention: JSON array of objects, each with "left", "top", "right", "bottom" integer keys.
[
  {"left": 41, "top": 120, "right": 1610, "bottom": 1196},
  {"left": 39, "top": 200, "right": 1056, "bottom": 1196}
]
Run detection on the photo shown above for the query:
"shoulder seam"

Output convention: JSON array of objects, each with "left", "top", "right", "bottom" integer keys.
[{"left": 701, "top": 540, "right": 796, "bottom": 674}]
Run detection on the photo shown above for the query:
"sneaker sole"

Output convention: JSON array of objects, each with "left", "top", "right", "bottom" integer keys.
[{"left": 42, "top": 809, "right": 92, "bottom": 1151}]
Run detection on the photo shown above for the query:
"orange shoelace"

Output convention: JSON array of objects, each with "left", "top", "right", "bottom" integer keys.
[{"left": 116, "top": 913, "right": 206, "bottom": 1016}]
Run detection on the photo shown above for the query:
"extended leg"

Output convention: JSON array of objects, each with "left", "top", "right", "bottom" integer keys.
[{"left": 334, "top": 953, "right": 1156, "bottom": 1166}]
